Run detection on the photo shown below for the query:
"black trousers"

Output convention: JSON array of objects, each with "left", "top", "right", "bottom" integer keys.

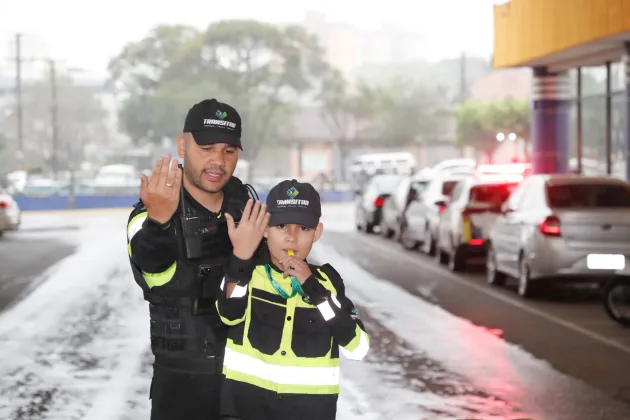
[{"left": 150, "top": 365, "right": 222, "bottom": 420}]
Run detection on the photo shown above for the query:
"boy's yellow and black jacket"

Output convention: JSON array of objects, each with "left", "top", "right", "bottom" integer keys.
[{"left": 216, "top": 254, "right": 370, "bottom": 420}]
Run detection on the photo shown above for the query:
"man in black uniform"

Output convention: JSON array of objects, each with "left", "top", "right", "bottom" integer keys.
[{"left": 126, "top": 99, "right": 261, "bottom": 420}]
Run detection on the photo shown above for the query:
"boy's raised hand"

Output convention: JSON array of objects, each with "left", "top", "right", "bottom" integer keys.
[{"left": 225, "top": 199, "right": 270, "bottom": 261}]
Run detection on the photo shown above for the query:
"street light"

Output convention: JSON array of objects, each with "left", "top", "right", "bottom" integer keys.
[{"left": 496, "top": 132, "right": 505, "bottom": 142}]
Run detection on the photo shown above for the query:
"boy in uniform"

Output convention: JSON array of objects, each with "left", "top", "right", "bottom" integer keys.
[{"left": 217, "top": 179, "right": 370, "bottom": 420}]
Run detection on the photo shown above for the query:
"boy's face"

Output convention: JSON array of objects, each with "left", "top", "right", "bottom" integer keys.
[{"left": 265, "top": 222, "right": 324, "bottom": 264}]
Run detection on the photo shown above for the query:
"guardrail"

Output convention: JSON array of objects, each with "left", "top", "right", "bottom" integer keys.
[{"left": 14, "top": 190, "right": 355, "bottom": 211}]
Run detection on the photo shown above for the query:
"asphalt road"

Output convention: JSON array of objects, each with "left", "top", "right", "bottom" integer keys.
[
  {"left": 322, "top": 229, "right": 630, "bottom": 410},
  {"left": 0, "top": 228, "right": 76, "bottom": 312}
]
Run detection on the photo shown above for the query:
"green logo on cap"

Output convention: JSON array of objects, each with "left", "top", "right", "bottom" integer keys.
[
  {"left": 216, "top": 110, "right": 227, "bottom": 120},
  {"left": 286, "top": 187, "right": 299, "bottom": 198}
]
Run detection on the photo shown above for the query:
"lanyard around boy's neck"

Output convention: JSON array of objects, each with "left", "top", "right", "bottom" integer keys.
[{"left": 263, "top": 264, "right": 305, "bottom": 299}]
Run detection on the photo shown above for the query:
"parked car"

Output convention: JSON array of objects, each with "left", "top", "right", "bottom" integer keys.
[
  {"left": 401, "top": 172, "right": 475, "bottom": 253},
  {"left": 0, "top": 186, "right": 21, "bottom": 236},
  {"left": 435, "top": 177, "right": 519, "bottom": 271},
  {"left": 355, "top": 174, "right": 405, "bottom": 233},
  {"left": 487, "top": 174, "right": 630, "bottom": 298},
  {"left": 380, "top": 173, "right": 430, "bottom": 239}
]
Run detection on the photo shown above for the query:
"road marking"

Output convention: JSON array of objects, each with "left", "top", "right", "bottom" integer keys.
[{"left": 349, "top": 232, "right": 630, "bottom": 356}]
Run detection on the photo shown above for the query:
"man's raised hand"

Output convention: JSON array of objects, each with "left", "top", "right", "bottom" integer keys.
[{"left": 139, "top": 155, "right": 182, "bottom": 224}]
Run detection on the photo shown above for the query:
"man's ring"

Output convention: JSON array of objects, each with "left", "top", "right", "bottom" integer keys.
[{"left": 166, "top": 183, "right": 173, "bottom": 187}]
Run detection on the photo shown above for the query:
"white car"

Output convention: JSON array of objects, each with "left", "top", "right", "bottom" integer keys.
[{"left": 0, "top": 187, "right": 21, "bottom": 236}]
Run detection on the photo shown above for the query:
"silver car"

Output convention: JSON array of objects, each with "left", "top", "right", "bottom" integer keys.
[
  {"left": 0, "top": 187, "right": 21, "bottom": 236},
  {"left": 487, "top": 174, "right": 630, "bottom": 298}
]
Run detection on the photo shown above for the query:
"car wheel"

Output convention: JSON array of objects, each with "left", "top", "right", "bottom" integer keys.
[
  {"left": 448, "top": 245, "right": 466, "bottom": 272},
  {"left": 434, "top": 236, "right": 448, "bottom": 264},
  {"left": 421, "top": 228, "right": 435, "bottom": 256},
  {"left": 486, "top": 245, "right": 507, "bottom": 286},
  {"left": 380, "top": 219, "right": 393, "bottom": 239},
  {"left": 399, "top": 222, "right": 419, "bottom": 250},
  {"left": 518, "top": 257, "right": 539, "bottom": 298}
]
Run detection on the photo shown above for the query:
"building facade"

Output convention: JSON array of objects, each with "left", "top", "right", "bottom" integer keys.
[{"left": 493, "top": 0, "right": 630, "bottom": 179}]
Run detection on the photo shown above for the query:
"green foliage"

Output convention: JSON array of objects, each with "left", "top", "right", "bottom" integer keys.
[
  {"left": 454, "top": 98, "right": 530, "bottom": 155},
  {"left": 318, "top": 70, "right": 450, "bottom": 149},
  {"left": 354, "top": 56, "right": 492, "bottom": 96},
  {"left": 108, "top": 20, "right": 329, "bottom": 160}
]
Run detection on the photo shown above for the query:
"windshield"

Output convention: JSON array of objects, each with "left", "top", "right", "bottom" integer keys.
[
  {"left": 411, "top": 180, "right": 428, "bottom": 195},
  {"left": 371, "top": 175, "right": 404, "bottom": 193},
  {"left": 441, "top": 180, "right": 459, "bottom": 196},
  {"left": 469, "top": 183, "right": 518, "bottom": 205},
  {"left": 546, "top": 183, "right": 630, "bottom": 208}
]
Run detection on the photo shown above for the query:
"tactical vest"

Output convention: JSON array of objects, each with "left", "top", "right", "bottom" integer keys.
[{"left": 135, "top": 177, "right": 265, "bottom": 373}]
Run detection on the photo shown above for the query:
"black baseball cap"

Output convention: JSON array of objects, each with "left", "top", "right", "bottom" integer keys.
[
  {"left": 266, "top": 180, "right": 322, "bottom": 229},
  {"left": 183, "top": 98, "right": 242, "bottom": 149}
]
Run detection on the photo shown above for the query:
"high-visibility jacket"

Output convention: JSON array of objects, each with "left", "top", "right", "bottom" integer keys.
[
  {"left": 216, "top": 257, "right": 370, "bottom": 420},
  {"left": 126, "top": 176, "right": 264, "bottom": 373}
]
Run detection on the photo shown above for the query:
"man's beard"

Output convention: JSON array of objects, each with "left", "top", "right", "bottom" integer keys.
[{"left": 183, "top": 155, "right": 228, "bottom": 193}]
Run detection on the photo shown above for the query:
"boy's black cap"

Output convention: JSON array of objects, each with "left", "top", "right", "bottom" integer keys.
[
  {"left": 266, "top": 180, "right": 321, "bottom": 228},
  {"left": 183, "top": 98, "right": 242, "bottom": 149}
]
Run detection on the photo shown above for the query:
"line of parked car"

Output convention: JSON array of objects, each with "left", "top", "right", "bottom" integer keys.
[
  {"left": 0, "top": 186, "right": 21, "bottom": 237},
  {"left": 355, "top": 159, "right": 630, "bottom": 300}
]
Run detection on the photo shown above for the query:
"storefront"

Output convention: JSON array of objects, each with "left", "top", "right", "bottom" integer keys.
[{"left": 493, "top": 0, "right": 630, "bottom": 179}]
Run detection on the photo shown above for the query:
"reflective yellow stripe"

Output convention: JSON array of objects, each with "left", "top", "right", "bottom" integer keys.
[
  {"left": 142, "top": 262, "right": 177, "bottom": 288},
  {"left": 223, "top": 346, "right": 340, "bottom": 394},
  {"left": 462, "top": 216, "right": 471, "bottom": 243},
  {"left": 340, "top": 326, "right": 370, "bottom": 361},
  {"left": 216, "top": 278, "right": 248, "bottom": 325},
  {"left": 224, "top": 369, "right": 339, "bottom": 395},
  {"left": 127, "top": 211, "right": 147, "bottom": 242}
]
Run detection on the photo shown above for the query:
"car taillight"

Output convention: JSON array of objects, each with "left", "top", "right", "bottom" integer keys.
[
  {"left": 540, "top": 215, "right": 561, "bottom": 236},
  {"left": 0, "top": 201, "right": 8, "bottom": 208},
  {"left": 437, "top": 204, "right": 446, "bottom": 213},
  {"left": 470, "top": 238, "right": 484, "bottom": 246},
  {"left": 374, "top": 196, "right": 386, "bottom": 207}
]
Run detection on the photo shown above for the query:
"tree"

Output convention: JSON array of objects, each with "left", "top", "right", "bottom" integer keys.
[
  {"left": 454, "top": 98, "right": 531, "bottom": 161},
  {"left": 318, "top": 72, "right": 452, "bottom": 179},
  {"left": 107, "top": 24, "right": 202, "bottom": 144},
  {"left": 108, "top": 20, "right": 330, "bottom": 161},
  {"left": 486, "top": 98, "right": 531, "bottom": 158},
  {"left": 364, "top": 77, "right": 451, "bottom": 146},
  {"left": 354, "top": 56, "right": 492, "bottom": 97},
  {"left": 317, "top": 69, "right": 371, "bottom": 180},
  {"left": 453, "top": 100, "right": 493, "bottom": 161},
  {"left": 0, "top": 73, "right": 109, "bottom": 172}
]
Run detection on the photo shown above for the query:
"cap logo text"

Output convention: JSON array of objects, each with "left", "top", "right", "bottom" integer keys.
[
  {"left": 276, "top": 199, "right": 310, "bottom": 206},
  {"left": 203, "top": 118, "right": 236, "bottom": 129}
]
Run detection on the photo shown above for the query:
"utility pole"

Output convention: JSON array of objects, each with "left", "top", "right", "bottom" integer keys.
[
  {"left": 49, "top": 59, "right": 59, "bottom": 179},
  {"left": 457, "top": 52, "right": 467, "bottom": 157},
  {"left": 15, "top": 33, "right": 23, "bottom": 166},
  {"left": 458, "top": 52, "right": 467, "bottom": 103}
]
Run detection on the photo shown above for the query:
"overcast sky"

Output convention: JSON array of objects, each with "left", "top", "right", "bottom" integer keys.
[{"left": 1, "top": 0, "right": 497, "bottom": 78}]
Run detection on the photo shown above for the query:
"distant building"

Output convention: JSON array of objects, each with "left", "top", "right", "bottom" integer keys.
[{"left": 300, "top": 12, "right": 428, "bottom": 81}]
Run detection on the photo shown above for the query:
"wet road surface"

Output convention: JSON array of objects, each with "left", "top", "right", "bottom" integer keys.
[
  {"left": 0, "top": 224, "right": 76, "bottom": 312},
  {"left": 321, "top": 229, "right": 630, "bottom": 419}
]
